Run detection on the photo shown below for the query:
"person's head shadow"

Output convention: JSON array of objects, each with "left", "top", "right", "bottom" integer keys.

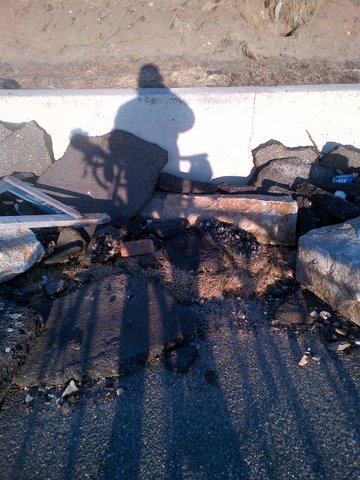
[{"left": 137, "top": 63, "right": 165, "bottom": 89}]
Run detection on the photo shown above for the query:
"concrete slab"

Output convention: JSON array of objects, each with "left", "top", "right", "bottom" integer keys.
[
  {"left": 15, "top": 274, "right": 200, "bottom": 387},
  {"left": 140, "top": 192, "right": 298, "bottom": 245},
  {"left": 0, "top": 85, "right": 359, "bottom": 183},
  {"left": 297, "top": 217, "right": 360, "bottom": 326}
]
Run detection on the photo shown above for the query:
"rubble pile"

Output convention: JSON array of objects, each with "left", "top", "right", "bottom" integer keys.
[
  {"left": 1, "top": 125, "right": 360, "bottom": 400},
  {"left": 199, "top": 218, "right": 261, "bottom": 260}
]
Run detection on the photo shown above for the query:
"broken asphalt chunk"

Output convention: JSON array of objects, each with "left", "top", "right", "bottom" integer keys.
[
  {"left": 37, "top": 130, "right": 168, "bottom": 221},
  {"left": 0, "top": 120, "right": 54, "bottom": 176},
  {"left": 14, "top": 274, "right": 200, "bottom": 386}
]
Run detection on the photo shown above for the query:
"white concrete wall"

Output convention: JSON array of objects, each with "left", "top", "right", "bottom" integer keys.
[{"left": 0, "top": 85, "right": 359, "bottom": 184}]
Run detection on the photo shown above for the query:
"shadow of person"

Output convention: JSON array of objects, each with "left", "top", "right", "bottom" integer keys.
[{"left": 114, "top": 63, "right": 212, "bottom": 183}]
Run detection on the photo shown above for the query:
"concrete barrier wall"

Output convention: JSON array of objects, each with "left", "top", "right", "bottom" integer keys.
[{"left": 0, "top": 85, "right": 359, "bottom": 183}]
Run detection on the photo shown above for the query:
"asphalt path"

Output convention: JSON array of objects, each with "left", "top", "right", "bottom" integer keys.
[{"left": 0, "top": 310, "right": 360, "bottom": 480}]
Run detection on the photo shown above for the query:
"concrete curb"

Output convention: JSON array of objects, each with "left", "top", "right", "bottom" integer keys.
[{"left": 1, "top": 85, "right": 359, "bottom": 183}]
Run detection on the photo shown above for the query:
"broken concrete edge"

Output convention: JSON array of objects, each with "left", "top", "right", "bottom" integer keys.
[{"left": 1, "top": 84, "right": 359, "bottom": 182}]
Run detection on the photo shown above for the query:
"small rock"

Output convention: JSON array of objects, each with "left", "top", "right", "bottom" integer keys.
[
  {"left": 298, "top": 355, "right": 309, "bottom": 367},
  {"left": 204, "top": 370, "right": 218, "bottom": 384},
  {"left": 44, "top": 276, "right": 68, "bottom": 298},
  {"left": 251, "top": 140, "right": 318, "bottom": 170},
  {"left": 165, "top": 343, "right": 199, "bottom": 373},
  {"left": 319, "top": 311, "right": 331, "bottom": 321},
  {"left": 138, "top": 254, "right": 157, "bottom": 268},
  {"left": 44, "top": 227, "right": 86, "bottom": 265},
  {"left": 67, "top": 327, "right": 83, "bottom": 351},
  {"left": 327, "top": 341, "right": 351, "bottom": 353},
  {"left": 312, "top": 356, "right": 321, "bottom": 362},
  {"left": 25, "top": 392, "right": 35, "bottom": 404},
  {"left": 270, "top": 327, "right": 282, "bottom": 333},
  {"left": 120, "top": 238, "right": 155, "bottom": 257},
  {"left": 320, "top": 144, "right": 360, "bottom": 172},
  {"left": 354, "top": 338, "right": 360, "bottom": 346},
  {"left": 309, "top": 310, "right": 319, "bottom": 320},
  {"left": 62, "top": 380, "right": 79, "bottom": 398},
  {"left": 74, "top": 271, "right": 92, "bottom": 285},
  {"left": 116, "top": 388, "right": 124, "bottom": 396},
  {"left": 335, "top": 327, "right": 347, "bottom": 336},
  {"left": 4, "top": 347, "right": 11, "bottom": 354},
  {"left": 104, "top": 378, "right": 115, "bottom": 390},
  {"left": 275, "top": 291, "right": 310, "bottom": 325},
  {"left": 59, "top": 399, "right": 72, "bottom": 415}
]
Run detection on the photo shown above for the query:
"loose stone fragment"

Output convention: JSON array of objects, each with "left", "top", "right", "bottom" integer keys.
[
  {"left": 62, "top": 380, "right": 79, "bottom": 398},
  {"left": 296, "top": 182, "right": 360, "bottom": 222},
  {"left": 252, "top": 140, "right": 318, "bottom": 169},
  {"left": 253, "top": 158, "right": 334, "bottom": 190},
  {"left": 204, "top": 370, "right": 218, "bottom": 384},
  {"left": 120, "top": 239, "right": 155, "bottom": 257},
  {"left": 44, "top": 227, "right": 86, "bottom": 265},
  {"left": 319, "top": 311, "right": 331, "bottom": 321},
  {"left": 274, "top": 291, "right": 310, "bottom": 325},
  {"left": 298, "top": 355, "right": 309, "bottom": 367},
  {"left": 24, "top": 392, "right": 35, "bottom": 404},
  {"left": 320, "top": 144, "right": 360, "bottom": 172},
  {"left": 335, "top": 327, "right": 347, "bottom": 336},
  {"left": 327, "top": 341, "right": 351, "bottom": 353}
]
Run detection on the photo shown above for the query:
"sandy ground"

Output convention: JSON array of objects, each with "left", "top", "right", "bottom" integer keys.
[{"left": 0, "top": 0, "right": 359, "bottom": 88}]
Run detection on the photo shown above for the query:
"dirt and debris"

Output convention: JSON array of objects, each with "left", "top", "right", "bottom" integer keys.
[{"left": 1, "top": 132, "right": 360, "bottom": 416}]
